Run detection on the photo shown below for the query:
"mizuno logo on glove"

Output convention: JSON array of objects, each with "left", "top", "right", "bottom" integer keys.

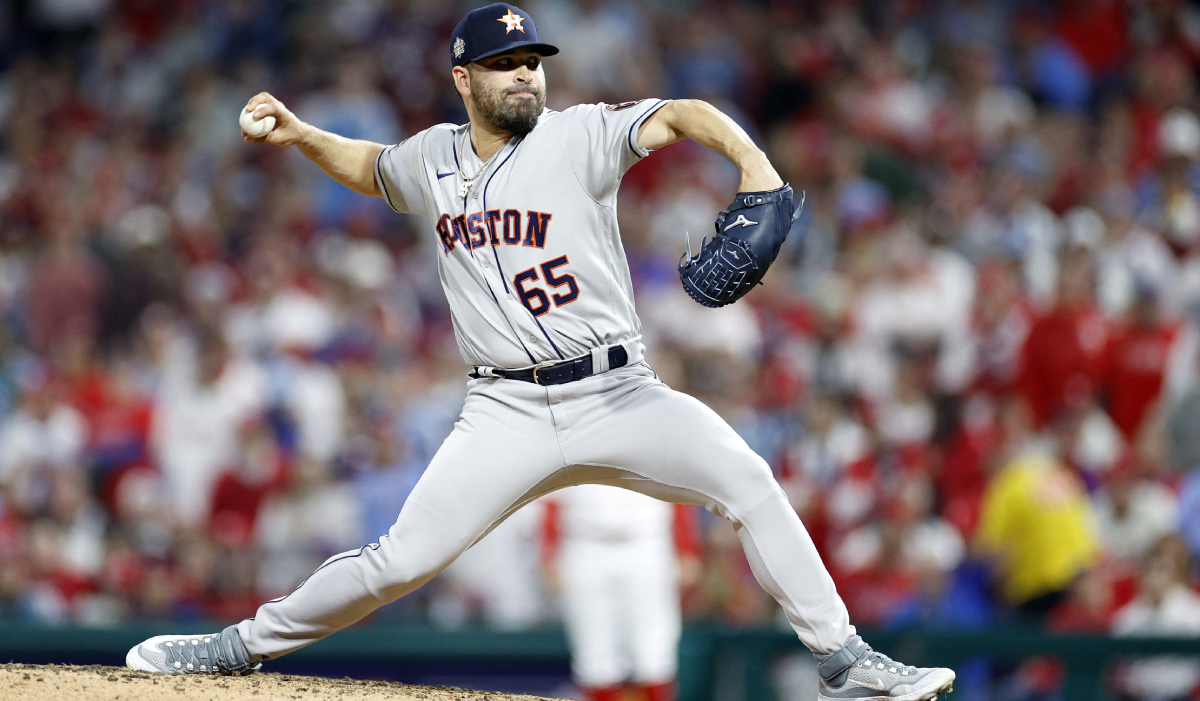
[
  {"left": 723, "top": 214, "right": 757, "bottom": 231},
  {"left": 678, "top": 184, "right": 797, "bottom": 308}
]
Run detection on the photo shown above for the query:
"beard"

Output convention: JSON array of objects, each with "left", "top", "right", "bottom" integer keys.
[{"left": 470, "top": 78, "right": 546, "bottom": 136}]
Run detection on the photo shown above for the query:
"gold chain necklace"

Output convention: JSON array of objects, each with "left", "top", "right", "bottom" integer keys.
[{"left": 458, "top": 128, "right": 499, "bottom": 199}]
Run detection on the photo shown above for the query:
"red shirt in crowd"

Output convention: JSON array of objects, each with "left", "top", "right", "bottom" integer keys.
[
  {"left": 1018, "top": 304, "right": 1109, "bottom": 426},
  {"left": 1101, "top": 318, "right": 1179, "bottom": 441},
  {"left": 209, "top": 454, "right": 290, "bottom": 549}
]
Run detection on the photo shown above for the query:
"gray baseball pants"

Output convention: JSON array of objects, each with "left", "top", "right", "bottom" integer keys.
[{"left": 236, "top": 364, "right": 854, "bottom": 658}]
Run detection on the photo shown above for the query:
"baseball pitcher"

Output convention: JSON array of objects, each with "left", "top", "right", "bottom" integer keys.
[{"left": 127, "top": 5, "right": 955, "bottom": 700}]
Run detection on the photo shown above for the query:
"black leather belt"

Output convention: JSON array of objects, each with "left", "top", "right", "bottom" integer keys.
[{"left": 481, "top": 346, "right": 629, "bottom": 386}]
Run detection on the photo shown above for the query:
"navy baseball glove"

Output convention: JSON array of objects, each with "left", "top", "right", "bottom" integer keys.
[{"left": 678, "top": 184, "right": 804, "bottom": 308}]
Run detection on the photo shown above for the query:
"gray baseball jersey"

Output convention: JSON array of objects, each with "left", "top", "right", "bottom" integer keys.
[
  {"left": 166, "top": 99, "right": 857, "bottom": 674},
  {"left": 227, "top": 101, "right": 856, "bottom": 664},
  {"left": 374, "top": 99, "right": 668, "bottom": 369}
]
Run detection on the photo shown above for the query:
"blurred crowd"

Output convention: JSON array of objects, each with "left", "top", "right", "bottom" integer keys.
[{"left": 4, "top": 0, "right": 1200, "bottom": 694}]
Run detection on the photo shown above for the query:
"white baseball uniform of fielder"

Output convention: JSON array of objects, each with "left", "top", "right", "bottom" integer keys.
[
  {"left": 234, "top": 100, "right": 855, "bottom": 660},
  {"left": 553, "top": 485, "right": 681, "bottom": 687}
]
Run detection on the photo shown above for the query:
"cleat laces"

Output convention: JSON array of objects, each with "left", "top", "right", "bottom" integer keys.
[
  {"left": 162, "top": 636, "right": 221, "bottom": 672},
  {"left": 156, "top": 630, "right": 256, "bottom": 675},
  {"left": 857, "top": 647, "right": 918, "bottom": 677}
]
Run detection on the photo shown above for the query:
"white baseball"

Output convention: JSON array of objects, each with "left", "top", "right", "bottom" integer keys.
[{"left": 239, "top": 106, "right": 276, "bottom": 137}]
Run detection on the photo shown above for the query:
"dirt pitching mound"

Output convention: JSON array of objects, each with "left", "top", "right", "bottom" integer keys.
[{"left": 2, "top": 663, "right": 563, "bottom": 701}]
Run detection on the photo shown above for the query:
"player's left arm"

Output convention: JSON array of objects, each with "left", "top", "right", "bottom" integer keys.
[{"left": 636, "top": 99, "right": 783, "bottom": 192}]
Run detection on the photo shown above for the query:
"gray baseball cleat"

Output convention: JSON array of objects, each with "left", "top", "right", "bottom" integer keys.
[
  {"left": 126, "top": 624, "right": 261, "bottom": 675},
  {"left": 816, "top": 635, "right": 954, "bottom": 701}
]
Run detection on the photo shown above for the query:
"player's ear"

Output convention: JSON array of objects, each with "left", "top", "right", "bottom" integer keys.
[{"left": 452, "top": 66, "right": 472, "bottom": 98}]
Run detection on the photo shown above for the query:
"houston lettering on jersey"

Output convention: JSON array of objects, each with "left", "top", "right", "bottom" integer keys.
[
  {"left": 434, "top": 207, "right": 579, "bottom": 319},
  {"left": 436, "top": 209, "right": 553, "bottom": 253}
]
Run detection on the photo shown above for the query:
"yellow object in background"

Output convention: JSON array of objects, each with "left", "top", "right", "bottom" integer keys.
[{"left": 976, "top": 455, "right": 1100, "bottom": 605}]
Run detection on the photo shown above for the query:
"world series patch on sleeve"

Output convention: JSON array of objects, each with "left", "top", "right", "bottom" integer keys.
[{"left": 677, "top": 185, "right": 805, "bottom": 308}]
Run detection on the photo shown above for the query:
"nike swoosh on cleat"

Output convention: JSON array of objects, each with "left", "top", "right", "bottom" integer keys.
[
  {"left": 848, "top": 677, "right": 890, "bottom": 692},
  {"left": 437, "top": 171, "right": 455, "bottom": 179}
]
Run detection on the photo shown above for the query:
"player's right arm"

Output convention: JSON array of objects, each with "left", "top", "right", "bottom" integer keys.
[{"left": 242, "top": 92, "right": 384, "bottom": 199}]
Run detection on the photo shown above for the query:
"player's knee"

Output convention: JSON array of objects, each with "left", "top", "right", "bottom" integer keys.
[
  {"left": 722, "top": 453, "right": 781, "bottom": 497},
  {"left": 706, "top": 454, "right": 788, "bottom": 524},
  {"left": 368, "top": 537, "right": 452, "bottom": 600},
  {"left": 372, "top": 561, "right": 441, "bottom": 602}
]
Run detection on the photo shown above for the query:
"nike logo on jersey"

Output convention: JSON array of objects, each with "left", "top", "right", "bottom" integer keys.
[
  {"left": 724, "top": 214, "right": 757, "bottom": 231},
  {"left": 437, "top": 171, "right": 455, "bottom": 179}
]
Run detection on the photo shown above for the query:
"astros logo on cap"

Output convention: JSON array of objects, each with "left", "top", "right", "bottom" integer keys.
[
  {"left": 497, "top": 9, "right": 525, "bottom": 33},
  {"left": 448, "top": 4, "right": 557, "bottom": 68}
]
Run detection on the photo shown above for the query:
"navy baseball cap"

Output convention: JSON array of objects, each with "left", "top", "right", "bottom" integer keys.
[{"left": 450, "top": 3, "right": 559, "bottom": 68}]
